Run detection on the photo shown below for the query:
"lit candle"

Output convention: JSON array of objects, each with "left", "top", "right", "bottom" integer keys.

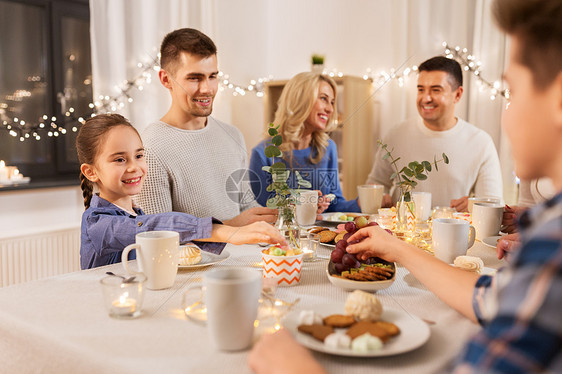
[
  {"left": 11, "top": 169, "right": 23, "bottom": 181},
  {"left": 302, "top": 248, "right": 314, "bottom": 261},
  {"left": 111, "top": 293, "right": 137, "bottom": 316},
  {"left": 0, "top": 160, "right": 8, "bottom": 182}
]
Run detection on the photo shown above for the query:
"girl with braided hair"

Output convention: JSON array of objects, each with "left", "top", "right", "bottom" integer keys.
[{"left": 76, "top": 114, "right": 285, "bottom": 269}]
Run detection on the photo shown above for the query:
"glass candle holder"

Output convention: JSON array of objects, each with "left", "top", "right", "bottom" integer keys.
[
  {"left": 301, "top": 233, "right": 319, "bottom": 262},
  {"left": 100, "top": 274, "right": 146, "bottom": 319}
]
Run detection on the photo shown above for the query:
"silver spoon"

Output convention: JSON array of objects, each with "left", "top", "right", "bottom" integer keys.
[{"left": 105, "top": 271, "right": 136, "bottom": 283}]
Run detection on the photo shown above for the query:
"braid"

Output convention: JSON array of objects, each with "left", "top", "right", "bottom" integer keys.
[{"left": 80, "top": 173, "right": 93, "bottom": 209}]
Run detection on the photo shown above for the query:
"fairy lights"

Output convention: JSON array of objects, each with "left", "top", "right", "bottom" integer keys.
[
  {"left": 441, "top": 42, "right": 509, "bottom": 100},
  {"left": 2, "top": 42, "right": 507, "bottom": 142}
]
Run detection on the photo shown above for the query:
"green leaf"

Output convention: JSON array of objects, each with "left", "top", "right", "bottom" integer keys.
[
  {"left": 408, "top": 161, "right": 418, "bottom": 170},
  {"left": 264, "top": 145, "right": 276, "bottom": 158},
  {"left": 422, "top": 161, "right": 431, "bottom": 171},
  {"left": 411, "top": 180, "right": 418, "bottom": 187},
  {"left": 268, "top": 126, "right": 277, "bottom": 136},
  {"left": 416, "top": 173, "right": 428, "bottom": 180},
  {"left": 434, "top": 155, "right": 439, "bottom": 171},
  {"left": 443, "top": 153, "right": 450, "bottom": 164},
  {"left": 266, "top": 184, "right": 274, "bottom": 192},
  {"left": 272, "top": 135, "right": 282, "bottom": 146},
  {"left": 403, "top": 168, "right": 414, "bottom": 177},
  {"left": 382, "top": 153, "right": 390, "bottom": 160},
  {"left": 266, "top": 196, "right": 280, "bottom": 208},
  {"left": 270, "top": 162, "right": 286, "bottom": 171},
  {"left": 390, "top": 172, "right": 398, "bottom": 180},
  {"left": 402, "top": 176, "right": 411, "bottom": 183},
  {"left": 261, "top": 166, "right": 271, "bottom": 173}
]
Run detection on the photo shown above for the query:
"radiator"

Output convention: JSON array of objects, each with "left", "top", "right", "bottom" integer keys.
[{"left": 0, "top": 227, "right": 81, "bottom": 287}]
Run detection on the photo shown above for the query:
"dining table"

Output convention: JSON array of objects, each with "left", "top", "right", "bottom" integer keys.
[{"left": 0, "top": 232, "right": 504, "bottom": 374}]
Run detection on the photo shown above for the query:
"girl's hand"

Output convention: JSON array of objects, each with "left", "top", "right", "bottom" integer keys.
[
  {"left": 345, "top": 226, "right": 405, "bottom": 263},
  {"left": 216, "top": 222, "right": 287, "bottom": 246}
]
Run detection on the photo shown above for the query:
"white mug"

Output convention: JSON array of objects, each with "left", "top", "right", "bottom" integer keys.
[
  {"left": 357, "top": 184, "right": 384, "bottom": 214},
  {"left": 432, "top": 218, "right": 476, "bottom": 263},
  {"left": 412, "top": 192, "right": 432, "bottom": 221},
  {"left": 295, "top": 190, "right": 318, "bottom": 226},
  {"left": 467, "top": 196, "right": 501, "bottom": 213},
  {"left": 472, "top": 202, "right": 504, "bottom": 240},
  {"left": 122, "top": 231, "right": 180, "bottom": 290},
  {"left": 184, "top": 268, "right": 262, "bottom": 351}
]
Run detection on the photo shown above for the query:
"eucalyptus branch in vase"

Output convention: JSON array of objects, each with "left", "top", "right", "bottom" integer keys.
[
  {"left": 262, "top": 123, "right": 311, "bottom": 246},
  {"left": 378, "top": 140, "right": 449, "bottom": 228}
]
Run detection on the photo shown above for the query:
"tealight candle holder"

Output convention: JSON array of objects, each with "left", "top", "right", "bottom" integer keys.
[
  {"left": 301, "top": 233, "right": 319, "bottom": 262},
  {"left": 100, "top": 274, "right": 146, "bottom": 319}
]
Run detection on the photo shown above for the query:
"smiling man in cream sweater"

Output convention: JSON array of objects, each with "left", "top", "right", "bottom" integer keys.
[{"left": 366, "top": 56, "right": 502, "bottom": 211}]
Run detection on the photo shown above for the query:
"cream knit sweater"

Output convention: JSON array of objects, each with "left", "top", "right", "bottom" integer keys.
[
  {"left": 135, "top": 117, "right": 259, "bottom": 221},
  {"left": 367, "top": 117, "right": 503, "bottom": 207}
]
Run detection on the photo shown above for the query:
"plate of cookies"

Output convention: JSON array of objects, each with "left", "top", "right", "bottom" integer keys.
[
  {"left": 178, "top": 244, "right": 230, "bottom": 269},
  {"left": 284, "top": 291, "right": 430, "bottom": 357},
  {"left": 307, "top": 226, "right": 345, "bottom": 248}
]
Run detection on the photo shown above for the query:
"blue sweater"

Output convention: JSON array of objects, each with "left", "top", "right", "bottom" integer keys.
[
  {"left": 80, "top": 195, "right": 225, "bottom": 269},
  {"left": 249, "top": 139, "right": 359, "bottom": 213}
]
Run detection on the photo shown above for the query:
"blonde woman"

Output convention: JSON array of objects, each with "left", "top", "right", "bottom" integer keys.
[{"left": 249, "top": 72, "right": 360, "bottom": 213}]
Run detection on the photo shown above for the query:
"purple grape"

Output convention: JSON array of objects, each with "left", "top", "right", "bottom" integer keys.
[
  {"left": 335, "top": 240, "right": 348, "bottom": 251},
  {"left": 367, "top": 222, "right": 379, "bottom": 227},
  {"left": 344, "top": 222, "right": 356, "bottom": 233},
  {"left": 342, "top": 253, "right": 359, "bottom": 268},
  {"left": 334, "top": 262, "right": 347, "bottom": 274},
  {"left": 343, "top": 233, "right": 352, "bottom": 242},
  {"left": 330, "top": 248, "right": 345, "bottom": 263}
]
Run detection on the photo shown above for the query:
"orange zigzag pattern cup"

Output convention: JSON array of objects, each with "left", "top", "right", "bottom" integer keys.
[{"left": 262, "top": 253, "right": 303, "bottom": 287}]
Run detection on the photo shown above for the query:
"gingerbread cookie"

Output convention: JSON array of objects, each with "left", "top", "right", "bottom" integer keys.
[{"left": 323, "top": 314, "right": 356, "bottom": 328}]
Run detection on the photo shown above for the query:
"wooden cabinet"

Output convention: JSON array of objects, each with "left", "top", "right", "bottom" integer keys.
[{"left": 263, "top": 75, "right": 376, "bottom": 200}]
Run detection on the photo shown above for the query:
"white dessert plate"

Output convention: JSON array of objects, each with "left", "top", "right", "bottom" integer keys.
[
  {"left": 178, "top": 248, "right": 230, "bottom": 269},
  {"left": 284, "top": 303, "right": 430, "bottom": 357},
  {"left": 482, "top": 235, "right": 503, "bottom": 249},
  {"left": 320, "top": 212, "right": 366, "bottom": 224}
]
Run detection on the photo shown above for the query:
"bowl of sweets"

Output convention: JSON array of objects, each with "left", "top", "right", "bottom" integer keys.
[
  {"left": 262, "top": 245, "right": 304, "bottom": 287},
  {"left": 325, "top": 220, "right": 396, "bottom": 292}
]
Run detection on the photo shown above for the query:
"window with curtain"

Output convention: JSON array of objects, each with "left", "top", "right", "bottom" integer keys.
[{"left": 0, "top": 0, "right": 91, "bottom": 187}]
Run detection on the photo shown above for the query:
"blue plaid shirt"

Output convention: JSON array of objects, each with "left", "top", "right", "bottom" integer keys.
[
  {"left": 456, "top": 192, "right": 562, "bottom": 373},
  {"left": 80, "top": 195, "right": 225, "bottom": 269}
]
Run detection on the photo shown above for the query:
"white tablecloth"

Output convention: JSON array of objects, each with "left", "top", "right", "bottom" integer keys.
[{"left": 0, "top": 241, "right": 503, "bottom": 374}]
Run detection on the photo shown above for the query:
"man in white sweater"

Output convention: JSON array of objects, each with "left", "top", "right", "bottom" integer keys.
[
  {"left": 366, "top": 56, "right": 502, "bottom": 211},
  {"left": 135, "top": 28, "right": 277, "bottom": 225}
]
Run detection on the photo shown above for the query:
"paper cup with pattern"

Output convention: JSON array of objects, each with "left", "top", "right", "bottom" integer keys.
[{"left": 262, "top": 253, "right": 303, "bottom": 287}]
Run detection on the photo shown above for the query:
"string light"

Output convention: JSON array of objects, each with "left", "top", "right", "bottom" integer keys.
[{"left": 2, "top": 42, "right": 507, "bottom": 142}]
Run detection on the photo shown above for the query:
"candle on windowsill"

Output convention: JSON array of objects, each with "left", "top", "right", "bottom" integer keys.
[{"left": 0, "top": 160, "right": 8, "bottom": 182}]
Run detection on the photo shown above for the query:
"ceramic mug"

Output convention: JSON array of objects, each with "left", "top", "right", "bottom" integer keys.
[
  {"left": 472, "top": 202, "right": 504, "bottom": 240},
  {"left": 357, "top": 184, "right": 384, "bottom": 214},
  {"left": 183, "top": 268, "right": 262, "bottom": 351},
  {"left": 432, "top": 218, "right": 476, "bottom": 263},
  {"left": 122, "top": 230, "right": 180, "bottom": 290},
  {"left": 295, "top": 190, "right": 318, "bottom": 226},
  {"left": 467, "top": 196, "right": 501, "bottom": 213}
]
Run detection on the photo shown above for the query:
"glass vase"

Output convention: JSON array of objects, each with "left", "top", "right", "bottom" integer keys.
[
  {"left": 275, "top": 204, "right": 300, "bottom": 249},
  {"left": 396, "top": 192, "right": 416, "bottom": 233}
]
